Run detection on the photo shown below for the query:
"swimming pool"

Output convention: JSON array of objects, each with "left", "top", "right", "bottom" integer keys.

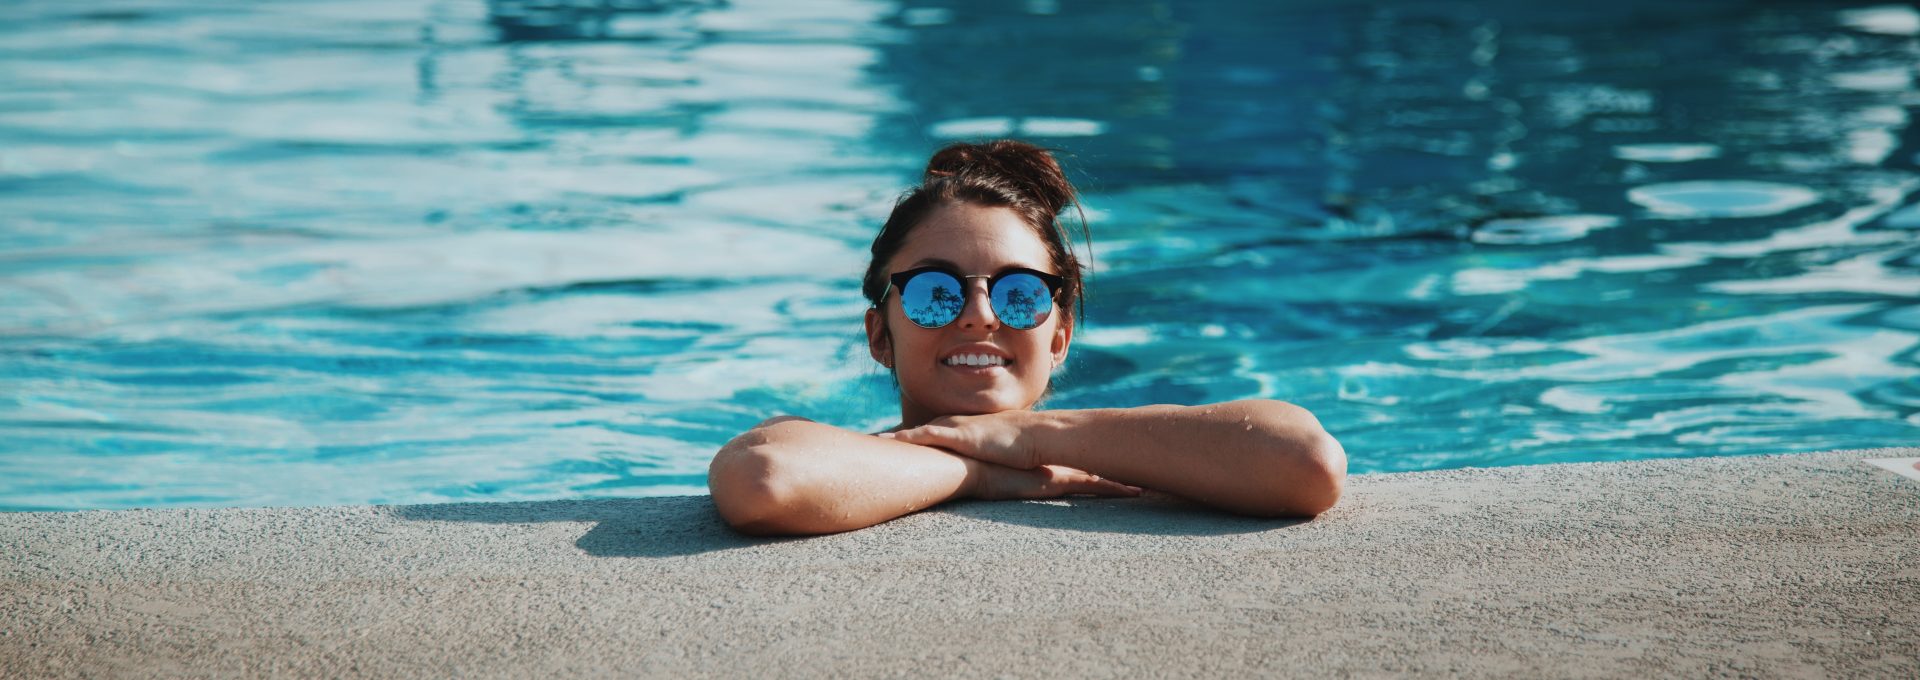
[{"left": 3, "top": 0, "right": 1917, "bottom": 511}]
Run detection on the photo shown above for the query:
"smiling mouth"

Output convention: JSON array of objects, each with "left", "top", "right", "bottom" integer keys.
[{"left": 943, "top": 353, "right": 1011, "bottom": 368}]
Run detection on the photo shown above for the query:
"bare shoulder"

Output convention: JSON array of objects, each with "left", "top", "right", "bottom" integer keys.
[
  {"left": 1228, "top": 398, "right": 1326, "bottom": 424},
  {"left": 751, "top": 415, "right": 815, "bottom": 429},
  {"left": 723, "top": 416, "right": 898, "bottom": 458},
  {"left": 730, "top": 415, "right": 817, "bottom": 446},
  {"left": 713, "top": 416, "right": 827, "bottom": 480},
  {"left": 737, "top": 415, "right": 891, "bottom": 447}
]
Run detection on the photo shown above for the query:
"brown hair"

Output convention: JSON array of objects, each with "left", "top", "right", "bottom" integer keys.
[{"left": 862, "top": 140, "right": 1089, "bottom": 323}]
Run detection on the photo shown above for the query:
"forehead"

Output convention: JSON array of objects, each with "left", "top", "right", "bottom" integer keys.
[{"left": 890, "top": 202, "right": 1052, "bottom": 272}]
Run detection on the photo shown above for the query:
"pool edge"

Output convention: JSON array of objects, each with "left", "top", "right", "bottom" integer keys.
[{"left": 3, "top": 446, "right": 1916, "bottom": 677}]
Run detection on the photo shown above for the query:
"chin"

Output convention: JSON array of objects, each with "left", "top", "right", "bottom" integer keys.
[{"left": 933, "top": 389, "right": 1031, "bottom": 416}]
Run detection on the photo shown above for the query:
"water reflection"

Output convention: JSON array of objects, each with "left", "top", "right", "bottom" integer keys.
[
  {"left": 872, "top": 0, "right": 1920, "bottom": 468},
  {"left": 0, "top": 0, "right": 1916, "bottom": 509}
]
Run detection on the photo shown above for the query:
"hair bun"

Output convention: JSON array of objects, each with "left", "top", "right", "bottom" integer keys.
[
  {"left": 924, "top": 140, "right": 1076, "bottom": 220},
  {"left": 863, "top": 138, "right": 1091, "bottom": 318}
]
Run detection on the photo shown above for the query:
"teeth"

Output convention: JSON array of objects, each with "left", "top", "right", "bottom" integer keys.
[{"left": 946, "top": 353, "right": 1006, "bottom": 367}]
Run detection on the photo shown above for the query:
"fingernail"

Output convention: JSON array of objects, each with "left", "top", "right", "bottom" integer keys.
[{"left": 875, "top": 432, "right": 895, "bottom": 439}]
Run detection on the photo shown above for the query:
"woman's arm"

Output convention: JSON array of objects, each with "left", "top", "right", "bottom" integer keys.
[
  {"left": 708, "top": 417, "right": 1141, "bottom": 536},
  {"left": 881, "top": 399, "right": 1346, "bottom": 518}
]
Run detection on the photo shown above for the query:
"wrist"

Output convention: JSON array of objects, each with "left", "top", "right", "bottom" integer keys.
[
  {"left": 955, "top": 455, "right": 988, "bottom": 501},
  {"left": 1027, "top": 408, "right": 1080, "bottom": 468}
]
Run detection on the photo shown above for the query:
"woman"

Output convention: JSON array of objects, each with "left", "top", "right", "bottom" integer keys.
[{"left": 708, "top": 140, "right": 1345, "bottom": 536}]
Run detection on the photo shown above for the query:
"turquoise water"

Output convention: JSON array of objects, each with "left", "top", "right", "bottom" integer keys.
[{"left": 4, "top": 0, "right": 1918, "bottom": 511}]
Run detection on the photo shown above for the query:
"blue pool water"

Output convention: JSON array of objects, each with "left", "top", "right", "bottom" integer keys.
[{"left": 4, "top": 0, "right": 1919, "bottom": 511}]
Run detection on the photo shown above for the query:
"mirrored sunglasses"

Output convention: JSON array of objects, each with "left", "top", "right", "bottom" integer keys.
[{"left": 884, "top": 266, "right": 1064, "bottom": 330}]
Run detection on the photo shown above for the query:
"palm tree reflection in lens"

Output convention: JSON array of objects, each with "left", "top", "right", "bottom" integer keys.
[
  {"left": 991, "top": 275, "right": 1049, "bottom": 330},
  {"left": 905, "top": 275, "right": 965, "bottom": 328},
  {"left": 901, "top": 271, "right": 1053, "bottom": 330}
]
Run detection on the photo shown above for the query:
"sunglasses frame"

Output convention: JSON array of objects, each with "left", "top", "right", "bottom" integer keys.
[{"left": 883, "top": 266, "right": 1066, "bottom": 330}]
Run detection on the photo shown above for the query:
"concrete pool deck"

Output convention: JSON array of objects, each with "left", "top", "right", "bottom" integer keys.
[{"left": 3, "top": 448, "right": 1916, "bottom": 677}]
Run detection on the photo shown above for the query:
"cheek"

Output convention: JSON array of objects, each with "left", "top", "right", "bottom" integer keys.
[
  {"left": 1013, "top": 337, "right": 1055, "bottom": 381},
  {"left": 894, "top": 328, "right": 935, "bottom": 363}
]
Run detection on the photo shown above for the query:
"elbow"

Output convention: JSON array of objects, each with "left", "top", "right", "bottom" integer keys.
[
  {"left": 707, "top": 425, "right": 801, "bottom": 535},
  {"left": 1243, "top": 401, "right": 1347, "bottom": 518},
  {"left": 1281, "top": 431, "right": 1346, "bottom": 517}
]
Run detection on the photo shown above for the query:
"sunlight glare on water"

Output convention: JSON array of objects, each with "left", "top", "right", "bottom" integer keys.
[{"left": 2, "top": 0, "right": 1918, "bottom": 509}]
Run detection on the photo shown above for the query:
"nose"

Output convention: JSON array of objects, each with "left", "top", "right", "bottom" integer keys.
[{"left": 956, "top": 277, "right": 998, "bottom": 330}]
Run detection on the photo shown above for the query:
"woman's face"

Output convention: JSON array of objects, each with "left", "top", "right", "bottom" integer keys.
[{"left": 866, "top": 201, "right": 1073, "bottom": 427}]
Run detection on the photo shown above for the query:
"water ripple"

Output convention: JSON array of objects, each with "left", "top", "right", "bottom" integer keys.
[{"left": 5, "top": 0, "right": 1920, "bottom": 508}]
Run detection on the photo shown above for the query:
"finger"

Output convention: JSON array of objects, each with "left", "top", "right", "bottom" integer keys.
[
  {"left": 1058, "top": 474, "right": 1144, "bottom": 497},
  {"left": 882, "top": 426, "right": 963, "bottom": 452},
  {"left": 908, "top": 425, "right": 963, "bottom": 446},
  {"left": 880, "top": 427, "right": 929, "bottom": 443},
  {"left": 1073, "top": 480, "right": 1144, "bottom": 497}
]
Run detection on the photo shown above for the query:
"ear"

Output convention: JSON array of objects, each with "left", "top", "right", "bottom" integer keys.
[
  {"left": 865, "top": 307, "right": 892, "bottom": 368},
  {"left": 1049, "top": 314, "right": 1073, "bottom": 369}
]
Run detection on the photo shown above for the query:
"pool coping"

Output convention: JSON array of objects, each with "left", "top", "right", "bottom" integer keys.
[{"left": 3, "top": 447, "right": 1916, "bottom": 677}]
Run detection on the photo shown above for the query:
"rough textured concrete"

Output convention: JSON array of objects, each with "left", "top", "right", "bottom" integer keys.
[{"left": 3, "top": 448, "right": 1916, "bottom": 678}]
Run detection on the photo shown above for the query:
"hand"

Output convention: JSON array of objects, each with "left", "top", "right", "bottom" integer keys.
[
  {"left": 968, "top": 463, "right": 1143, "bottom": 502},
  {"left": 877, "top": 411, "right": 1042, "bottom": 469}
]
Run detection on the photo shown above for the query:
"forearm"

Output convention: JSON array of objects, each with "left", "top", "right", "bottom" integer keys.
[
  {"left": 1035, "top": 399, "right": 1345, "bottom": 517},
  {"left": 709, "top": 418, "right": 979, "bottom": 536}
]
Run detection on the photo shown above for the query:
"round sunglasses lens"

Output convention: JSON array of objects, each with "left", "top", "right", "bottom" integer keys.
[
  {"left": 900, "top": 271, "right": 965, "bottom": 328},
  {"left": 990, "top": 273, "right": 1053, "bottom": 330}
]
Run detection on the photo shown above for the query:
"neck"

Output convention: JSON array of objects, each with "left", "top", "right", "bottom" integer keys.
[
  {"left": 895, "top": 398, "right": 939, "bottom": 431},
  {"left": 895, "top": 397, "right": 1036, "bottom": 431}
]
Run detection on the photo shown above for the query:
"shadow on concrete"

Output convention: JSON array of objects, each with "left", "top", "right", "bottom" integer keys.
[
  {"left": 390, "top": 491, "right": 1302, "bottom": 558},
  {"left": 390, "top": 496, "right": 798, "bottom": 558},
  {"left": 937, "top": 493, "right": 1309, "bottom": 536}
]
